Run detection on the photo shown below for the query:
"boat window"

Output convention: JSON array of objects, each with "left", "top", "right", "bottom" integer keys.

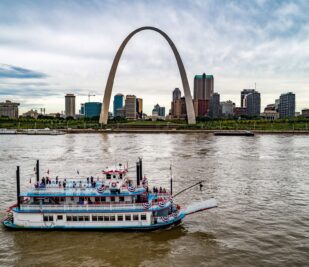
[
  {"left": 43, "top": 215, "right": 48, "bottom": 222},
  {"left": 73, "top": 216, "right": 78, "bottom": 221},
  {"left": 57, "top": 215, "right": 63, "bottom": 220},
  {"left": 106, "top": 174, "right": 111, "bottom": 179},
  {"left": 141, "top": 214, "right": 147, "bottom": 221},
  {"left": 113, "top": 175, "right": 116, "bottom": 179},
  {"left": 117, "top": 215, "right": 123, "bottom": 221},
  {"left": 71, "top": 197, "right": 74, "bottom": 201},
  {"left": 60, "top": 197, "right": 65, "bottom": 202},
  {"left": 92, "top": 216, "right": 98, "bottom": 221},
  {"left": 98, "top": 216, "right": 104, "bottom": 221},
  {"left": 125, "top": 214, "right": 131, "bottom": 221},
  {"left": 133, "top": 214, "right": 139, "bottom": 221},
  {"left": 95, "top": 197, "right": 100, "bottom": 202},
  {"left": 78, "top": 216, "right": 84, "bottom": 221},
  {"left": 104, "top": 216, "right": 110, "bottom": 221},
  {"left": 111, "top": 197, "right": 115, "bottom": 202},
  {"left": 119, "top": 174, "right": 123, "bottom": 179},
  {"left": 67, "top": 216, "right": 72, "bottom": 221},
  {"left": 119, "top": 196, "right": 124, "bottom": 202},
  {"left": 110, "top": 215, "right": 116, "bottom": 221},
  {"left": 84, "top": 216, "right": 90, "bottom": 221},
  {"left": 100, "top": 197, "right": 106, "bottom": 202}
]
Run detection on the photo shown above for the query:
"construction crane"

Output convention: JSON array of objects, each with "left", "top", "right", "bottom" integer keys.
[{"left": 88, "top": 92, "right": 96, "bottom": 102}]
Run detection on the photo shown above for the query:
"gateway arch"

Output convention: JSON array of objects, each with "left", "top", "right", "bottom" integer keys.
[{"left": 99, "top": 26, "right": 196, "bottom": 124}]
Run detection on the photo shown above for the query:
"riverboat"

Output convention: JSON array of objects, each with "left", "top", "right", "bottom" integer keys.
[{"left": 2, "top": 159, "right": 217, "bottom": 231}]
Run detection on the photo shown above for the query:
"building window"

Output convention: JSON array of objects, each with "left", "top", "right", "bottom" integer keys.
[
  {"left": 92, "top": 216, "right": 98, "bottom": 221},
  {"left": 133, "top": 214, "right": 139, "bottom": 221},
  {"left": 117, "top": 215, "right": 123, "bottom": 221},
  {"left": 110, "top": 215, "right": 116, "bottom": 221},
  {"left": 67, "top": 216, "right": 72, "bottom": 221},
  {"left": 125, "top": 214, "right": 131, "bottom": 221},
  {"left": 57, "top": 215, "right": 63, "bottom": 220},
  {"left": 141, "top": 214, "right": 147, "bottom": 221}
]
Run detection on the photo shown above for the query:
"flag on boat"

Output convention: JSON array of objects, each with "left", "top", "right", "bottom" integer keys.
[
  {"left": 97, "top": 185, "right": 105, "bottom": 194},
  {"left": 127, "top": 185, "right": 135, "bottom": 192},
  {"left": 143, "top": 202, "right": 152, "bottom": 209},
  {"left": 160, "top": 216, "right": 169, "bottom": 223},
  {"left": 47, "top": 169, "right": 49, "bottom": 175},
  {"left": 158, "top": 201, "right": 165, "bottom": 208}
]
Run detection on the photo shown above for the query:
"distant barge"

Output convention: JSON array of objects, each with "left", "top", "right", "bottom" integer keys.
[{"left": 214, "top": 131, "right": 254, "bottom": 136}]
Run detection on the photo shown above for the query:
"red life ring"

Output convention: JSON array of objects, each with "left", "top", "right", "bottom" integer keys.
[{"left": 111, "top": 182, "right": 117, "bottom": 187}]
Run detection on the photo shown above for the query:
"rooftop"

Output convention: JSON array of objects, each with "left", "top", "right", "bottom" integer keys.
[{"left": 194, "top": 73, "right": 213, "bottom": 79}]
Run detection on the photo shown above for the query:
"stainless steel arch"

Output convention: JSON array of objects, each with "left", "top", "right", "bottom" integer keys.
[{"left": 99, "top": 26, "right": 196, "bottom": 124}]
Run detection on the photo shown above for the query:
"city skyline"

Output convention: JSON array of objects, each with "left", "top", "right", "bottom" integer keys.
[{"left": 0, "top": 1, "right": 309, "bottom": 114}]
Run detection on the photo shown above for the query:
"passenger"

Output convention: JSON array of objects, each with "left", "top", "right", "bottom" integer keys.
[
  {"left": 63, "top": 181, "right": 66, "bottom": 189},
  {"left": 87, "top": 177, "right": 89, "bottom": 184},
  {"left": 73, "top": 181, "right": 76, "bottom": 188},
  {"left": 59, "top": 181, "right": 62, "bottom": 188},
  {"left": 79, "top": 181, "right": 82, "bottom": 188},
  {"left": 159, "top": 187, "right": 162, "bottom": 193},
  {"left": 90, "top": 176, "right": 93, "bottom": 183},
  {"left": 163, "top": 188, "right": 166, "bottom": 193},
  {"left": 55, "top": 176, "right": 58, "bottom": 184}
]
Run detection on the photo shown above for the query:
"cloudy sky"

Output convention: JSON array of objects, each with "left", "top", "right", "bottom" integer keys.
[{"left": 0, "top": 0, "right": 309, "bottom": 114}]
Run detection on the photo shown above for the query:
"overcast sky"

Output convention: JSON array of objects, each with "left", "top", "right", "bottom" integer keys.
[{"left": 0, "top": 0, "right": 309, "bottom": 114}]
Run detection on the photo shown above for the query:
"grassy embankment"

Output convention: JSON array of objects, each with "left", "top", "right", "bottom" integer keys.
[{"left": 1, "top": 117, "right": 309, "bottom": 131}]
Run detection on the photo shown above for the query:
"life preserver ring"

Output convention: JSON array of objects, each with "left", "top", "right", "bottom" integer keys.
[{"left": 111, "top": 182, "right": 117, "bottom": 187}]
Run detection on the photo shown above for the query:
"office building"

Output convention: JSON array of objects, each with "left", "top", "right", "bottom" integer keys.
[
  {"left": 113, "top": 94, "right": 124, "bottom": 117},
  {"left": 194, "top": 73, "right": 214, "bottom": 100},
  {"left": 65, "top": 94, "right": 76, "bottom": 118},
  {"left": 209, "top": 93, "right": 221, "bottom": 118},
  {"left": 125, "top": 95, "right": 137, "bottom": 119},
  {"left": 241, "top": 89, "right": 255, "bottom": 108},
  {"left": 221, "top": 100, "right": 235, "bottom": 116},
  {"left": 173, "top": 88, "right": 181, "bottom": 100},
  {"left": 136, "top": 98, "right": 143, "bottom": 119},
  {"left": 278, "top": 92, "right": 295, "bottom": 118},
  {"left": 84, "top": 102, "right": 102, "bottom": 118},
  {"left": 302, "top": 109, "right": 309, "bottom": 117},
  {"left": 244, "top": 91, "right": 261, "bottom": 117},
  {"left": 233, "top": 107, "right": 247, "bottom": 117},
  {"left": 153, "top": 104, "right": 166, "bottom": 117},
  {"left": 22, "top": 109, "right": 39, "bottom": 119},
  {"left": 171, "top": 97, "right": 187, "bottom": 119},
  {"left": 0, "top": 100, "right": 20, "bottom": 118}
]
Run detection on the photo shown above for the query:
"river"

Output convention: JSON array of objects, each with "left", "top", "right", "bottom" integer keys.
[{"left": 0, "top": 133, "right": 308, "bottom": 266}]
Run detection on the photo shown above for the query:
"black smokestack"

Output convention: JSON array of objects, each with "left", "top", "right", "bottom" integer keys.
[
  {"left": 136, "top": 161, "right": 140, "bottom": 186},
  {"left": 36, "top": 160, "right": 39, "bottom": 183},
  {"left": 16, "top": 166, "right": 21, "bottom": 210},
  {"left": 139, "top": 158, "right": 142, "bottom": 181}
]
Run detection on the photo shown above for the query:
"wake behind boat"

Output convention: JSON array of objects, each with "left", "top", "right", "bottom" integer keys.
[{"left": 2, "top": 159, "right": 217, "bottom": 231}]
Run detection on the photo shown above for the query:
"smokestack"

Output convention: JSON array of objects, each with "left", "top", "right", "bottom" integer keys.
[
  {"left": 136, "top": 161, "right": 140, "bottom": 186},
  {"left": 36, "top": 160, "right": 39, "bottom": 183},
  {"left": 139, "top": 158, "right": 142, "bottom": 181},
  {"left": 16, "top": 166, "right": 21, "bottom": 210}
]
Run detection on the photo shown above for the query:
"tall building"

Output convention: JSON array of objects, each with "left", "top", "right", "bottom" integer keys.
[
  {"left": 113, "top": 94, "right": 124, "bottom": 116},
  {"left": 241, "top": 89, "right": 255, "bottom": 108},
  {"left": 84, "top": 102, "right": 102, "bottom": 118},
  {"left": 0, "top": 100, "right": 20, "bottom": 118},
  {"left": 244, "top": 91, "right": 261, "bottom": 117},
  {"left": 65, "top": 94, "right": 76, "bottom": 118},
  {"left": 193, "top": 73, "right": 214, "bottom": 100},
  {"left": 136, "top": 98, "right": 143, "bottom": 119},
  {"left": 278, "top": 92, "right": 295, "bottom": 118},
  {"left": 171, "top": 97, "right": 187, "bottom": 119},
  {"left": 209, "top": 93, "right": 221, "bottom": 119},
  {"left": 153, "top": 104, "right": 165, "bottom": 117},
  {"left": 221, "top": 100, "right": 235, "bottom": 116},
  {"left": 173, "top": 88, "right": 181, "bottom": 100},
  {"left": 302, "top": 109, "right": 309, "bottom": 117},
  {"left": 125, "top": 95, "right": 136, "bottom": 119}
]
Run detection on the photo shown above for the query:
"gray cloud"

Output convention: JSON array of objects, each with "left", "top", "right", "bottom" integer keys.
[{"left": 0, "top": 64, "right": 47, "bottom": 79}]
